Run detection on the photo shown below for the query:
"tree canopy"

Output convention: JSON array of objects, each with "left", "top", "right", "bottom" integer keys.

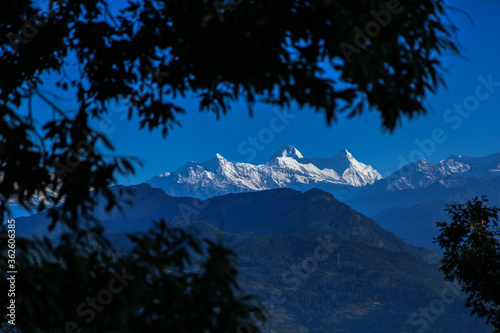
[
  {"left": 436, "top": 196, "right": 500, "bottom": 331},
  {"left": 1, "top": 219, "right": 265, "bottom": 332}
]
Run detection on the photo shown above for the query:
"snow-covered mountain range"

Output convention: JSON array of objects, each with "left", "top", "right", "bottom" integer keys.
[
  {"left": 146, "top": 146, "right": 382, "bottom": 200},
  {"left": 349, "top": 152, "right": 500, "bottom": 250},
  {"left": 361, "top": 152, "right": 500, "bottom": 195},
  {"left": 146, "top": 145, "right": 500, "bottom": 205}
]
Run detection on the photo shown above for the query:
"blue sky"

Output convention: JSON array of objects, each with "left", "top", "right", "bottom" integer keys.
[{"left": 26, "top": 0, "right": 500, "bottom": 184}]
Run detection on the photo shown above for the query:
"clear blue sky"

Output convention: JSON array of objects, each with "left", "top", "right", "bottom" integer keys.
[{"left": 25, "top": 0, "right": 500, "bottom": 184}]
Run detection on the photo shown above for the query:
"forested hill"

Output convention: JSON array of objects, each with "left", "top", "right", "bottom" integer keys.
[
  {"left": 17, "top": 184, "right": 437, "bottom": 262},
  {"left": 14, "top": 184, "right": 494, "bottom": 331}
]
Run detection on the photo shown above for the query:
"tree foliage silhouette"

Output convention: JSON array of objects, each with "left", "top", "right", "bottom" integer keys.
[
  {"left": 0, "top": 0, "right": 458, "bottom": 331},
  {"left": 2, "top": 220, "right": 263, "bottom": 332},
  {"left": 436, "top": 196, "right": 500, "bottom": 331}
]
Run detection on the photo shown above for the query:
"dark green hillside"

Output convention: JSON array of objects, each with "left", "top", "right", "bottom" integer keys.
[
  {"left": 16, "top": 185, "right": 437, "bottom": 262},
  {"left": 203, "top": 188, "right": 438, "bottom": 262},
  {"left": 14, "top": 184, "right": 493, "bottom": 332},
  {"left": 227, "top": 233, "right": 490, "bottom": 332}
]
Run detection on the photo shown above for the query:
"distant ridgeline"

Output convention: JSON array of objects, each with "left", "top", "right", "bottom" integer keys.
[{"left": 145, "top": 146, "right": 500, "bottom": 251}]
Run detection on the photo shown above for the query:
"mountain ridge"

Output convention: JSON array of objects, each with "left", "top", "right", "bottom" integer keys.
[
  {"left": 364, "top": 152, "right": 500, "bottom": 194},
  {"left": 13, "top": 184, "right": 490, "bottom": 332},
  {"left": 16, "top": 184, "right": 438, "bottom": 263},
  {"left": 146, "top": 146, "right": 383, "bottom": 200},
  {"left": 144, "top": 147, "right": 500, "bottom": 251},
  {"left": 147, "top": 147, "right": 500, "bottom": 202}
]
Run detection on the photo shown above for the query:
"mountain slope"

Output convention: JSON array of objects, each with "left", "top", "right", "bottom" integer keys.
[
  {"left": 14, "top": 184, "right": 492, "bottom": 332},
  {"left": 16, "top": 184, "right": 437, "bottom": 264},
  {"left": 231, "top": 233, "right": 489, "bottom": 333},
  {"left": 348, "top": 153, "right": 500, "bottom": 250}
]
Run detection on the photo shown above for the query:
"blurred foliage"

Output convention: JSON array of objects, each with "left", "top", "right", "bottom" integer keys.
[
  {"left": 436, "top": 196, "right": 500, "bottom": 331},
  {"left": 0, "top": 220, "right": 263, "bottom": 332}
]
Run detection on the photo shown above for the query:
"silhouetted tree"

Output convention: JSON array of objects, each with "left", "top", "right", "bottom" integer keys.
[
  {"left": 436, "top": 196, "right": 500, "bottom": 331},
  {"left": 1, "top": 220, "right": 264, "bottom": 332}
]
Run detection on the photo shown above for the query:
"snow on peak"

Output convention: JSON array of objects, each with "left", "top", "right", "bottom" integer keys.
[
  {"left": 334, "top": 149, "right": 354, "bottom": 160},
  {"left": 323, "top": 149, "right": 382, "bottom": 186},
  {"left": 373, "top": 152, "right": 500, "bottom": 194},
  {"left": 270, "top": 145, "right": 303, "bottom": 160},
  {"left": 146, "top": 146, "right": 384, "bottom": 200},
  {"left": 414, "top": 159, "right": 432, "bottom": 170}
]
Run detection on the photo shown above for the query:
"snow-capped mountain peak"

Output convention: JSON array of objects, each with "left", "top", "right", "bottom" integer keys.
[
  {"left": 146, "top": 147, "right": 500, "bottom": 202},
  {"left": 146, "top": 147, "right": 383, "bottom": 200},
  {"left": 269, "top": 145, "right": 304, "bottom": 160},
  {"left": 360, "top": 152, "right": 500, "bottom": 197},
  {"left": 335, "top": 149, "right": 353, "bottom": 159}
]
